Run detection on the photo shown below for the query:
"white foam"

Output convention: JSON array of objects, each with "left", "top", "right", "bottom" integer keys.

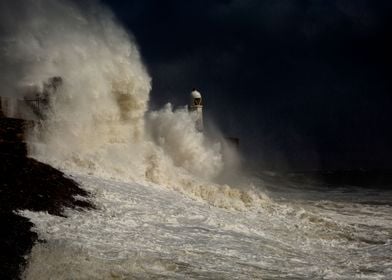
[{"left": 21, "top": 174, "right": 392, "bottom": 279}]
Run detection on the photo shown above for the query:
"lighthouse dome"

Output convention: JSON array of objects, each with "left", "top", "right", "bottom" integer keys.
[{"left": 191, "top": 90, "right": 202, "bottom": 99}]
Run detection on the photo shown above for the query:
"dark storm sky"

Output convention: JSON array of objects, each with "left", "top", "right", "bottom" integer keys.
[{"left": 103, "top": 0, "right": 392, "bottom": 171}]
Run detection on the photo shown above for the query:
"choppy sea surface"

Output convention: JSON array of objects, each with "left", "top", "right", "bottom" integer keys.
[
  {"left": 21, "top": 172, "right": 392, "bottom": 280},
  {"left": 4, "top": 0, "right": 391, "bottom": 278}
]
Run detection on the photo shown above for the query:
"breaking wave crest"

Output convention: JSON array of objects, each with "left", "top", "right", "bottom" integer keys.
[{"left": 0, "top": 0, "right": 260, "bottom": 209}]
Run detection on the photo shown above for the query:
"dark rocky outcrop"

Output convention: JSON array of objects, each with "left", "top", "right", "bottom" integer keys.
[{"left": 0, "top": 117, "right": 93, "bottom": 280}]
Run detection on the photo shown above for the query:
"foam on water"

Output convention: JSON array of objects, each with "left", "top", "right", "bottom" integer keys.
[
  {"left": 1, "top": 1, "right": 391, "bottom": 279},
  {"left": 20, "top": 174, "right": 392, "bottom": 279}
]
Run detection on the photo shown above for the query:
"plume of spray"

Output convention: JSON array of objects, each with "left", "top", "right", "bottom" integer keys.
[
  {"left": 0, "top": 0, "right": 266, "bottom": 209},
  {"left": 147, "top": 104, "right": 223, "bottom": 179}
]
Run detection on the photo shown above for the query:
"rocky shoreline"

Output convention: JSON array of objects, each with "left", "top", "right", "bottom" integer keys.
[{"left": 0, "top": 117, "right": 93, "bottom": 280}]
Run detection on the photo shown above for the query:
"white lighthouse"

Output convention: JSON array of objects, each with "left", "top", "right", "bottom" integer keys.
[{"left": 189, "top": 88, "right": 203, "bottom": 132}]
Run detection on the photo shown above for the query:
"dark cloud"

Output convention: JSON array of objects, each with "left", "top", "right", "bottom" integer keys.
[{"left": 103, "top": 0, "right": 392, "bottom": 171}]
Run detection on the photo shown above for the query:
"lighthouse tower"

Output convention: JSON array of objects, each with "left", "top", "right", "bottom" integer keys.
[{"left": 189, "top": 88, "right": 203, "bottom": 132}]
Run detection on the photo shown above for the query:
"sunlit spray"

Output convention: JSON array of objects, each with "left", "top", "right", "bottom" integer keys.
[
  {"left": 0, "top": 0, "right": 264, "bottom": 209},
  {"left": 1, "top": 2, "right": 388, "bottom": 279}
]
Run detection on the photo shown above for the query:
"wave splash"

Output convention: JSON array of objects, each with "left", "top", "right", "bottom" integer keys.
[{"left": 0, "top": 0, "right": 261, "bottom": 209}]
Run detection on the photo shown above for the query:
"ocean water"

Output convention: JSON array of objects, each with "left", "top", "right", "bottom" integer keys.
[
  {"left": 1, "top": 1, "right": 391, "bottom": 279},
  {"left": 20, "top": 173, "right": 392, "bottom": 280}
]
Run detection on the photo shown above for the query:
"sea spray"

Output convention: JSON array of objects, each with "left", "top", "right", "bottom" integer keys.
[
  {"left": 147, "top": 104, "right": 223, "bottom": 179},
  {"left": 0, "top": 0, "right": 261, "bottom": 209},
  {"left": 1, "top": 3, "right": 390, "bottom": 279}
]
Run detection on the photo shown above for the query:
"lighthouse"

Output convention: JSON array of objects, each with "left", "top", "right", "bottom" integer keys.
[{"left": 189, "top": 88, "right": 203, "bottom": 132}]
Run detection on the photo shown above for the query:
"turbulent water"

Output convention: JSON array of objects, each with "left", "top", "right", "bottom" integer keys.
[
  {"left": 20, "top": 174, "right": 392, "bottom": 279},
  {"left": 1, "top": 0, "right": 391, "bottom": 279}
]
